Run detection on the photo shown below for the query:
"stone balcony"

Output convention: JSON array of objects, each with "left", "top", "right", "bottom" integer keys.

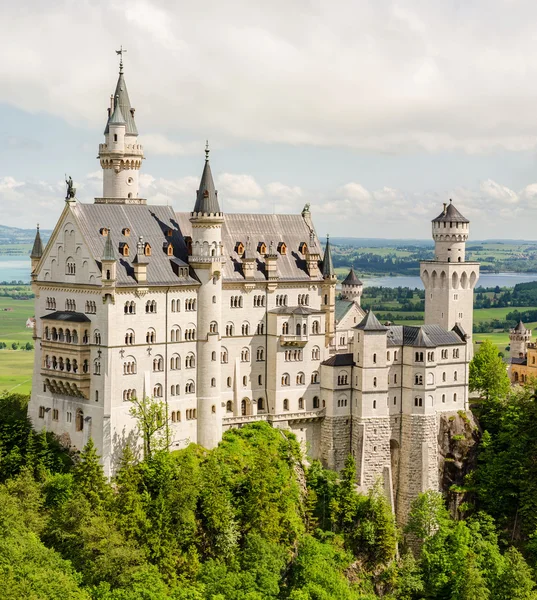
[
  {"left": 98, "top": 143, "right": 144, "bottom": 156},
  {"left": 279, "top": 334, "right": 309, "bottom": 347},
  {"left": 222, "top": 409, "right": 325, "bottom": 427}
]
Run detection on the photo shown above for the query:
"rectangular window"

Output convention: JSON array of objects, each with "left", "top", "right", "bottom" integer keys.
[
  {"left": 52, "top": 409, "right": 59, "bottom": 421},
  {"left": 38, "top": 406, "right": 45, "bottom": 418}
]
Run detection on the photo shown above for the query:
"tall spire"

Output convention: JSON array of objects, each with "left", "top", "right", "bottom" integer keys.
[
  {"left": 102, "top": 230, "right": 116, "bottom": 262},
  {"left": 322, "top": 235, "right": 335, "bottom": 279},
  {"left": 31, "top": 224, "right": 44, "bottom": 259},
  {"left": 109, "top": 95, "right": 126, "bottom": 125},
  {"left": 193, "top": 142, "right": 221, "bottom": 214},
  {"left": 104, "top": 50, "right": 137, "bottom": 136}
]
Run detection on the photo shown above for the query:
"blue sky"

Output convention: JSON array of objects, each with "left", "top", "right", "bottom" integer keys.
[{"left": 2, "top": 0, "right": 537, "bottom": 239}]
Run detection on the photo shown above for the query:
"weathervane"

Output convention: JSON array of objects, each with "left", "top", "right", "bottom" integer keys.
[
  {"left": 205, "top": 140, "right": 210, "bottom": 161},
  {"left": 115, "top": 45, "right": 127, "bottom": 72}
]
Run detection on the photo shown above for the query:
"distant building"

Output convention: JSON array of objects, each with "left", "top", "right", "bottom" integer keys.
[
  {"left": 28, "top": 60, "right": 479, "bottom": 522},
  {"left": 509, "top": 321, "right": 535, "bottom": 383},
  {"left": 26, "top": 317, "right": 36, "bottom": 329}
]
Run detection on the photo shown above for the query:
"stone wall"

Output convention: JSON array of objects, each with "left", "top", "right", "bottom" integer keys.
[{"left": 320, "top": 416, "right": 351, "bottom": 471}]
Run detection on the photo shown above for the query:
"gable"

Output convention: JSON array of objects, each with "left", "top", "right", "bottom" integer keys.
[
  {"left": 336, "top": 301, "right": 365, "bottom": 331},
  {"left": 36, "top": 205, "right": 101, "bottom": 286}
]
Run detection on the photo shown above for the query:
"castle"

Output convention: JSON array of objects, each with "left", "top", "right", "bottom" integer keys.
[
  {"left": 28, "top": 60, "right": 479, "bottom": 521},
  {"left": 509, "top": 320, "right": 536, "bottom": 384}
]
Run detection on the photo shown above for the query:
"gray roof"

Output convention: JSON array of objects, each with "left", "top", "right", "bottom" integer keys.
[
  {"left": 335, "top": 298, "right": 354, "bottom": 322},
  {"left": 322, "top": 353, "right": 354, "bottom": 367},
  {"left": 342, "top": 268, "right": 362, "bottom": 286},
  {"left": 102, "top": 232, "right": 116, "bottom": 261},
  {"left": 176, "top": 212, "right": 324, "bottom": 282},
  {"left": 514, "top": 320, "right": 527, "bottom": 333},
  {"left": 269, "top": 306, "right": 323, "bottom": 315},
  {"left": 432, "top": 200, "right": 469, "bottom": 223},
  {"left": 386, "top": 324, "right": 465, "bottom": 347},
  {"left": 193, "top": 156, "right": 221, "bottom": 214},
  {"left": 511, "top": 357, "right": 527, "bottom": 365},
  {"left": 322, "top": 236, "right": 335, "bottom": 279},
  {"left": 31, "top": 226, "right": 44, "bottom": 259},
  {"left": 40, "top": 311, "right": 91, "bottom": 323},
  {"left": 71, "top": 203, "right": 197, "bottom": 287},
  {"left": 109, "top": 97, "right": 126, "bottom": 125},
  {"left": 355, "top": 310, "right": 388, "bottom": 332},
  {"left": 104, "top": 70, "right": 138, "bottom": 136}
]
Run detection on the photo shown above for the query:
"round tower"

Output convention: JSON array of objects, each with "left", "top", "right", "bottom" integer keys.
[
  {"left": 341, "top": 268, "right": 363, "bottom": 304},
  {"left": 509, "top": 321, "right": 531, "bottom": 360},
  {"left": 190, "top": 144, "right": 225, "bottom": 449},
  {"left": 97, "top": 54, "right": 144, "bottom": 203},
  {"left": 420, "top": 200, "right": 479, "bottom": 354}
]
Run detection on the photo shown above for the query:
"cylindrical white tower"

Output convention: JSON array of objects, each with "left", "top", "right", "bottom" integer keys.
[
  {"left": 420, "top": 200, "right": 479, "bottom": 352},
  {"left": 341, "top": 268, "right": 363, "bottom": 304},
  {"left": 97, "top": 60, "right": 144, "bottom": 204},
  {"left": 190, "top": 146, "right": 225, "bottom": 449},
  {"left": 509, "top": 321, "right": 531, "bottom": 360}
]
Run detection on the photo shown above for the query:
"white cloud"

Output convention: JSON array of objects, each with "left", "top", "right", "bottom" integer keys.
[
  {"left": 140, "top": 134, "right": 200, "bottom": 156},
  {"left": 4, "top": 1, "right": 537, "bottom": 154}
]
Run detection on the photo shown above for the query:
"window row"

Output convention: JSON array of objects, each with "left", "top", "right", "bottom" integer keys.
[
  {"left": 65, "top": 299, "right": 77, "bottom": 311},
  {"left": 39, "top": 406, "right": 85, "bottom": 431},
  {"left": 297, "top": 294, "right": 309, "bottom": 306},
  {"left": 85, "top": 300, "right": 97, "bottom": 314},
  {"left": 46, "top": 297, "right": 57, "bottom": 310},
  {"left": 284, "top": 349, "right": 303, "bottom": 361},
  {"left": 280, "top": 372, "right": 319, "bottom": 386},
  {"left": 230, "top": 295, "right": 243, "bottom": 308},
  {"left": 66, "top": 258, "right": 76, "bottom": 275},
  {"left": 43, "top": 355, "right": 90, "bottom": 374},
  {"left": 43, "top": 326, "right": 91, "bottom": 344},
  {"left": 253, "top": 295, "right": 266, "bottom": 307},
  {"left": 224, "top": 322, "right": 265, "bottom": 336},
  {"left": 276, "top": 294, "right": 288, "bottom": 306}
]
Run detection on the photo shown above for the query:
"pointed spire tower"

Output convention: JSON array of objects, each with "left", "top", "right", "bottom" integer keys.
[
  {"left": 101, "top": 229, "right": 117, "bottom": 285},
  {"left": 30, "top": 224, "right": 44, "bottom": 277},
  {"left": 190, "top": 142, "right": 225, "bottom": 451},
  {"left": 321, "top": 235, "right": 337, "bottom": 348},
  {"left": 97, "top": 48, "right": 145, "bottom": 204}
]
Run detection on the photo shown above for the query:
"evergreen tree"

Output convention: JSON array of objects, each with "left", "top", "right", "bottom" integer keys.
[{"left": 72, "top": 438, "right": 109, "bottom": 510}]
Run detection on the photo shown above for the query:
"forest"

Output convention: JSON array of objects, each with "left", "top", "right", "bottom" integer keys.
[{"left": 1, "top": 340, "right": 537, "bottom": 599}]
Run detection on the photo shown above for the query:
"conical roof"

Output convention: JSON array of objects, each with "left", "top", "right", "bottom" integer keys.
[
  {"left": 514, "top": 320, "right": 527, "bottom": 333},
  {"left": 102, "top": 232, "right": 116, "bottom": 261},
  {"left": 30, "top": 225, "right": 44, "bottom": 259},
  {"left": 342, "top": 268, "right": 362, "bottom": 286},
  {"left": 322, "top": 236, "right": 335, "bottom": 279},
  {"left": 193, "top": 150, "right": 221, "bottom": 214},
  {"left": 355, "top": 310, "right": 388, "bottom": 332},
  {"left": 104, "top": 69, "right": 137, "bottom": 135},
  {"left": 432, "top": 199, "right": 469, "bottom": 223},
  {"left": 108, "top": 96, "right": 126, "bottom": 126}
]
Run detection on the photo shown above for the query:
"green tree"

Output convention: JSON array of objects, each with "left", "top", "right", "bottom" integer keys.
[
  {"left": 496, "top": 547, "right": 536, "bottom": 600},
  {"left": 72, "top": 438, "right": 109, "bottom": 510},
  {"left": 469, "top": 338, "right": 510, "bottom": 401},
  {"left": 128, "top": 395, "right": 169, "bottom": 460}
]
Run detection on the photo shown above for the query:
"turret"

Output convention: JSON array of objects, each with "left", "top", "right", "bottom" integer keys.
[
  {"left": 190, "top": 144, "right": 224, "bottom": 450},
  {"left": 420, "top": 200, "right": 479, "bottom": 354},
  {"left": 97, "top": 53, "right": 144, "bottom": 204},
  {"left": 321, "top": 235, "right": 337, "bottom": 347},
  {"left": 132, "top": 236, "right": 148, "bottom": 283},
  {"left": 242, "top": 237, "right": 256, "bottom": 280},
  {"left": 101, "top": 230, "right": 117, "bottom": 285},
  {"left": 509, "top": 320, "right": 531, "bottom": 360},
  {"left": 30, "top": 224, "right": 44, "bottom": 276},
  {"left": 306, "top": 230, "right": 321, "bottom": 278},
  {"left": 341, "top": 268, "right": 363, "bottom": 304}
]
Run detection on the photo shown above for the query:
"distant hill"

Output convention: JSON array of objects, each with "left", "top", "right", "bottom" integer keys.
[{"left": 0, "top": 225, "right": 51, "bottom": 248}]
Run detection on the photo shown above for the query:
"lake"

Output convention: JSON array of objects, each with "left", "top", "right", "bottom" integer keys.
[
  {"left": 1, "top": 255, "right": 537, "bottom": 290},
  {"left": 361, "top": 272, "right": 537, "bottom": 290}
]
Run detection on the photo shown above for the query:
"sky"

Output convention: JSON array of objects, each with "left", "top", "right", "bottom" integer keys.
[{"left": 2, "top": 0, "right": 537, "bottom": 239}]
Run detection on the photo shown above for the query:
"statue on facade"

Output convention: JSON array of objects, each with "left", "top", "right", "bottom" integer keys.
[{"left": 65, "top": 175, "right": 76, "bottom": 201}]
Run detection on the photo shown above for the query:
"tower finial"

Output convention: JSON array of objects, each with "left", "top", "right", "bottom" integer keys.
[
  {"left": 205, "top": 140, "right": 210, "bottom": 162},
  {"left": 115, "top": 45, "right": 127, "bottom": 74}
]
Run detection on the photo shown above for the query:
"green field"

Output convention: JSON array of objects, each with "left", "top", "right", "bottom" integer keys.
[{"left": 0, "top": 296, "right": 35, "bottom": 394}]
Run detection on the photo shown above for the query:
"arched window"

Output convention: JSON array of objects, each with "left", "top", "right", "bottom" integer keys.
[
  {"left": 170, "top": 326, "right": 181, "bottom": 342},
  {"left": 256, "top": 347, "right": 265, "bottom": 361},
  {"left": 283, "top": 398, "right": 289, "bottom": 411},
  {"left": 185, "top": 353, "right": 196, "bottom": 368},
  {"left": 124, "top": 301, "right": 136, "bottom": 314},
  {"left": 311, "top": 370, "right": 319, "bottom": 384},
  {"left": 225, "top": 323, "right": 234, "bottom": 336},
  {"left": 296, "top": 372, "right": 305, "bottom": 385},
  {"left": 257, "top": 397, "right": 264, "bottom": 411},
  {"left": 415, "top": 374, "right": 423, "bottom": 385},
  {"left": 337, "top": 371, "right": 348, "bottom": 386},
  {"left": 298, "top": 397, "right": 304, "bottom": 409},
  {"left": 313, "top": 396, "right": 320, "bottom": 409},
  {"left": 211, "top": 378, "right": 216, "bottom": 387},
  {"left": 282, "top": 322, "right": 289, "bottom": 335},
  {"left": 312, "top": 321, "right": 319, "bottom": 334},
  {"left": 373, "top": 377, "right": 377, "bottom": 388},
  {"left": 66, "top": 257, "right": 76, "bottom": 275},
  {"left": 227, "top": 377, "right": 232, "bottom": 388},
  {"left": 210, "top": 321, "right": 218, "bottom": 334},
  {"left": 281, "top": 373, "right": 290, "bottom": 386},
  {"left": 226, "top": 400, "right": 233, "bottom": 413},
  {"left": 453, "top": 393, "right": 457, "bottom": 402},
  {"left": 146, "top": 329, "right": 156, "bottom": 344},
  {"left": 241, "top": 347, "right": 250, "bottom": 362},
  {"left": 76, "top": 409, "right": 84, "bottom": 431},
  {"left": 221, "top": 348, "right": 228, "bottom": 363},
  {"left": 153, "top": 355, "right": 164, "bottom": 372},
  {"left": 170, "top": 354, "right": 181, "bottom": 370},
  {"left": 186, "top": 381, "right": 195, "bottom": 394},
  {"left": 311, "top": 346, "right": 320, "bottom": 360},
  {"left": 373, "top": 353, "right": 377, "bottom": 364},
  {"left": 414, "top": 397, "right": 423, "bottom": 407},
  {"left": 153, "top": 384, "right": 163, "bottom": 397},
  {"left": 125, "top": 329, "right": 135, "bottom": 345}
]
